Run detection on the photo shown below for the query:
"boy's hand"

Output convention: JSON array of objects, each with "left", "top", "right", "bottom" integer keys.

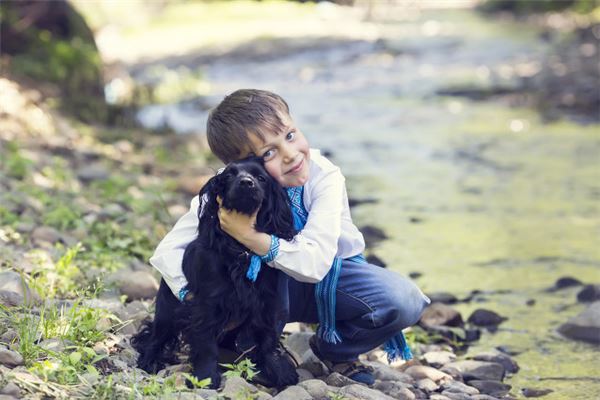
[
  {"left": 216, "top": 196, "right": 271, "bottom": 256},
  {"left": 216, "top": 196, "right": 258, "bottom": 241}
]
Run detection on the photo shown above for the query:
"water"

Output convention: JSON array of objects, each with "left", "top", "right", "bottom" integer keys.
[{"left": 134, "top": 8, "right": 600, "bottom": 398}]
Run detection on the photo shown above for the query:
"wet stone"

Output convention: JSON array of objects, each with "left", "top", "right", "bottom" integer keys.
[
  {"left": 0, "top": 382, "right": 20, "bottom": 397},
  {"left": 284, "top": 332, "right": 313, "bottom": 358},
  {"left": 548, "top": 276, "right": 582, "bottom": 291},
  {"left": 521, "top": 387, "right": 554, "bottom": 397},
  {"left": 577, "top": 284, "right": 600, "bottom": 302},
  {"left": 426, "top": 292, "right": 459, "bottom": 304},
  {"left": 296, "top": 368, "right": 314, "bottom": 382},
  {"left": 416, "top": 377, "right": 438, "bottom": 392},
  {"left": 441, "top": 380, "right": 480, "bottom": 395},
  {"left": 404, "top": 365, "right": 452, "bottom": 383},
  {"left": 338, "top": 383, "right": 397, "bottom": 400},
  {"left": 444, "top": 360, "right": 505, "bottom": 382},
  {"left": 471, "top": 351, "right": 519, "bottom": 373},
  {"left": 467, "top": 309, "right": 507, "bottom": 327},
  {"left": 557, "top": 301, "right": 600, "bottom": 344},
  {"left": 440, "top": 390, "right": 472, "bottom": 400},
  {"left": 468, "top": 380, "right": 511, "bottom": 397},
  {"left": 325, "top": 372, "right": 356, "bottom": 387},
  {"left": 366, "top": 361, "right": 414, "bottom": 383}
]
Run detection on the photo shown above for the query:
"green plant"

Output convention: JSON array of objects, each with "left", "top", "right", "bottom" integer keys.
[
  {"left": 29, "top": 345, "right": 105, "bottom": 385},
  {"left": 220, "top": 358, "right": 260, "bottom": 382},
  {"left": 2, "top": 141, "right": 33, "bottom": 179},
  {"left": 328, "top": 391, "right": 348, "bottom": 400},
  {"left": 29, "top": 243, "right": 84, "bottom": 298}
]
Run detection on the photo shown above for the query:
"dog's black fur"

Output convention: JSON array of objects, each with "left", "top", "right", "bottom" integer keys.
[{"left": 132, "top": 157, "right": 299, "bottom": 389}]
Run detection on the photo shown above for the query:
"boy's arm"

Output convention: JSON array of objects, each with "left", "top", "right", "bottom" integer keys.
[
  {"left": 149, "top": 195, "right": 201, "bottom": 298},
  {"left": 269, "top": 169, "right": 346, "bottom": 282}
]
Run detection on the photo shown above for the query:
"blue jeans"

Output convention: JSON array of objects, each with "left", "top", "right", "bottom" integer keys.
[{"left": 283, "top": 259, "right": 430, "bottom": 362}]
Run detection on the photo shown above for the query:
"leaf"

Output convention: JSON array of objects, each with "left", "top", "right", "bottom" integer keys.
[{"left": 69, "top": 351, "right": 82, "bottom": 364}]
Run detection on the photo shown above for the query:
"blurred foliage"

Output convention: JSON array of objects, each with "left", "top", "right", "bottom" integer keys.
[
  {"left": 0, "top": 0, "right": 107, "bottom": 122},
  {"left": 479, "top": 0, "right": 597, "bottom": 14}
]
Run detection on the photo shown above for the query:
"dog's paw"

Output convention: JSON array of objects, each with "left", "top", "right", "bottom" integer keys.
[
  {"left": 258, "top": 351, "right": 299, "bottom": 387},
  {"left": 137, "top": 355, "right": 164, "bottom": 374}
]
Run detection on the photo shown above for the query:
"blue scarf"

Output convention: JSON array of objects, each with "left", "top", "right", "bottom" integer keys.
[{"left": 259, "top": 186, "right": 412, "bottom": 362}]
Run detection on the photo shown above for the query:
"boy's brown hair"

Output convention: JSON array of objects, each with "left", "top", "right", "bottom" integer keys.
[{"left": 206, "top": 89, "right": 291, "bottom": 164}]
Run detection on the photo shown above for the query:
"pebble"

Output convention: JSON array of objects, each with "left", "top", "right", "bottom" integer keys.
[
  {"left": 373, "top": 380, "right": 415, "bottom": 399},
  {"left": 325, "top": 372, "right": 356, "bottom": 387},
  {"left": 0, "top": 348, "right": 24, "bottom": 368},
  {"left": 468, "top": 380, "right": 512, "bottom": 397},
  {"left": 416, "top": 377, "right": 439, "bottom": 392},
  {"left": 577, "top": 284, "right": 600, "bottom": 302},
  {"left": 338, "top": 383, "right": 397, "bottom": 400},
  {"left": 467, "top": 309, "right": 507, "bottom": 327},
  {"left": 298, "top": 379, "right": 330, "bottom": 398},
  {"left": 115, "top": 270, "right": 159, "bottom": 301},
  {"left": 521, "top": 387, "right": 554, "bottom": 397},
  {"left": 441, "top": 380, "right": 480, "bottom": 395}
]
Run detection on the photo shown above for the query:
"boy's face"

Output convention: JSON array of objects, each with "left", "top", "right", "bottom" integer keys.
[{"left": 244, "top": 115, "right": 310, "bottom": 188}]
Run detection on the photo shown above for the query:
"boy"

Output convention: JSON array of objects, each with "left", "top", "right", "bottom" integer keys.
[{"left": 150, "top": 89, "right": 430, "bottom": 385}]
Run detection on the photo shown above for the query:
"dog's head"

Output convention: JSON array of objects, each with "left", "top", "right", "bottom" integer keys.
[{"left": 199, "top": 157, "right": 296, "bottom": 241}]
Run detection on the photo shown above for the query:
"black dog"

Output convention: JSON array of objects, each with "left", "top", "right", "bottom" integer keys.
[{"left": 132, "top": 157, "right": 299, "bottom": 389}]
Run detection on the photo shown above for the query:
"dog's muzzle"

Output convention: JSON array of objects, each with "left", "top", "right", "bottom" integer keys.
[{"left": 224, "top": 174, "right": 264, "bottom": 215}]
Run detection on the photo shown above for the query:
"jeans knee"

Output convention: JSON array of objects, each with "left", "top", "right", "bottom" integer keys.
[{"left": 382, "top": 285, "right": 430, "bottom": 330}]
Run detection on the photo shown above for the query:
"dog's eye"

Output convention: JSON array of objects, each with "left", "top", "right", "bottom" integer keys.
[{"left": 257, "top": 175, "right": 266, "bottom": 182}]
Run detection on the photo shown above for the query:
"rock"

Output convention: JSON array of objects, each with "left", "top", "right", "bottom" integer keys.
[
  {"left": 429, "top": 395, "right": 452, "bottom": 400},
  {"left": 298, "top": 379, "right": 330, "bottom": 398},
  {"left": 295, "top": 368, "right": 314, "bottom": 382},
  {"left": 444, "top": 361, "right": 505, "bottom": 382},
  {"left": 373, "top": 380, "right": 415, "bottom": 399},
  {"left": 31, "top": 226, "right": 62, "bottom": 244},
  {"left": 426, "top": 292, "right": 458, "bottom": 304},
  {"left": 521, "top": 387, "right": 554, "bottom": 397},
  {"left": 467, "top": 309, "right": 507, "bottom": 327},
  {"left": 365, "top": 361, "right": 414, "bottom": 383},
  {"left": 440, "top": 365, "right": 463, "bottom": 381},
  {"left": 404, "top": 365, "right": 452, "bottom": 383},
  {"left": 0, "top": 348, "right": 24, "bottom": 368},
  {"left": 115, "top": 270, "right": 159, "bottom": 301},
  {"left": 325, "top": 372, "right": 356, "bottom": 387},
  {"left": 422, "top": 351, "right": 456, "bottom": 368},
  {"left": 0, "top": 291, "right": 23, "bottom": 308},
  {"left": 471, "top": 351, "right": 519, "bottom": 373},
  {"left": 419, "top": 303, "right": 464, "bottom": 328},
  {"left": 39, "top": 338, "right": 71, "bottom": 353},
  {"left": 577, "top": 284, "right": 600, "bottom": 302},
  {"left": 0, "top": 270, "right": 38, "bottom": 305},
  {"left": 409, "top": 271, "right": 422, "bottom": 279},
  {"left": 338, "top": 383, "right": 397, "bottom": 400},
  {"left": 441, "top": 380, "right": 480, "bottom": 395},
  {"left": 471, "top": 395, "right": 503, "bottom": 400},
  {"left": 284, "top": 332, "right": 313, "bottom": 358},
  {"left": 416, "top": 378, "right": 438, "bottom": 392},
  {"left": 467, "top": 380, "right": 511, "bottom": 397},
  {"left": 557, "top": 301, "right": 600, "bottom": 343},
  {"left": 221, "top": 376, "right": 263, "bottom": 398},
  {"left": 299, "top": 349, "right": 327, "bottom": 377},
  {"left": 366, "top": 254, "right": 387, "bottom": 268},
  {"left": 547, "top": 276, "right": 582, "bottom": 291},
  {"left": 440, "top": 391, "right": 472, "bottom": 400},
  {"left": 0, "top": 382, "right": 20, "bottom": 397},
  {"left": 272, "top": 385, "right": 311, "bottom": 400},
  {"left": 77, "top": 164, "right": 109, "bottom": 182}
]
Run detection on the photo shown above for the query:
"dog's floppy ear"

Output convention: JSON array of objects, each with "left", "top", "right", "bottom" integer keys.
[
  {"left": 198, "top": 172, "right": 225, "bottom": 222},
  {"left": 257, "top": 180, "right": 297, "bottom": 241}
]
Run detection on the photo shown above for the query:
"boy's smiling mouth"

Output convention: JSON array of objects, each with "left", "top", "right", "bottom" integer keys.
[{"left": 286, "top": 158, "right": 304, "bottom": 174}]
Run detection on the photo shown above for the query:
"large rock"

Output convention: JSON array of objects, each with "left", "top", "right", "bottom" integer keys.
[
  {"left": 298, "top": 379, "right": 331, "bottom": 398},
  {"left": 284, "top": 332, "right": 313, "bottom": 358},
  {"left": 422, "top": 351, "right": 456, "bottom": 368},
  {"left": 272, "top": 386, "right": 310, "bottom": 400},
  {"left": 419, "top": 303, "right": 464, "bottom": 328},
  {"left": 471, "top": 351, "right": 519, "bottom": 373},
  {"left": 373, "top": 380, "right": 415, "bottom": 400},
  {"left": 467, "top": 309, "right": 507, "bottom": 327},
  {"left": 557, "top": 301, "right": 600, "bottom": 344},
  {"left": 338, "top": 383, "right": 397, "bottom": 400},
  {"left": 444, "top": 360, "right": 505, "bottom": 382}
]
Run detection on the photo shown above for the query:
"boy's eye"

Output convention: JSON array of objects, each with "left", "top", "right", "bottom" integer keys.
[
  {"left": 262, "top": 149, "right": 274, "bottom": 159},
  {"left": 286, "top": 131, "right": 295, "bottom": 140}
]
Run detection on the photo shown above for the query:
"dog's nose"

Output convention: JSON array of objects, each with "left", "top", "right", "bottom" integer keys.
[{"left": 239, "top": 177, "right": 255, "bottom": 188}]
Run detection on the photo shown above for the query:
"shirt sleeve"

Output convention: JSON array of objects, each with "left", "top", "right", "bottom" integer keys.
[
  {"left": 149, "top": 195, "right": 201, "bottom": 297},
  {"left": 268, "top": 169, "right": 345, "bottom": 283}
]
